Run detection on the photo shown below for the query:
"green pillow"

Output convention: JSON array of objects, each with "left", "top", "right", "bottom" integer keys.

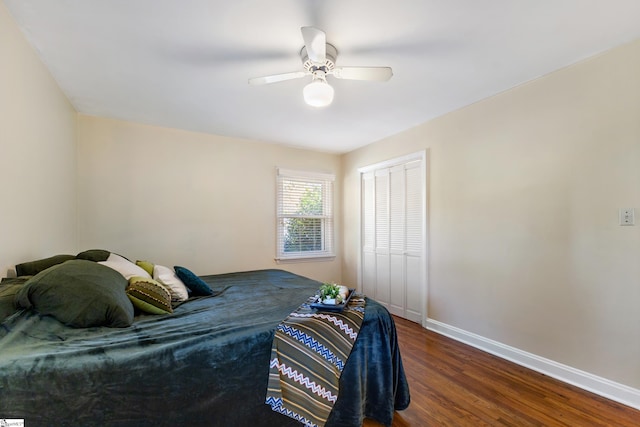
[
  {"left": 15, "top": 259, "right": 134, "bottom": 328},
  {"left": 126, "top": 276, "right": 172, "bottom": 315},
  {"left": 0, "top": 277, "right": 29, "bottom": 322},
  {"left": 15, "top": 254, "right": 76, "bottom": 276},
  {"left": 76, "top": 249, "right": 111, "bottom": 262},
  {"left": 135, "top": 260, "right": 155, "bottom": 277}
]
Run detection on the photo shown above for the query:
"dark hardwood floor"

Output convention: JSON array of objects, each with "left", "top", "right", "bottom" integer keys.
[{"left": 363, "top": 316, "right": 640, "bottom": 426}]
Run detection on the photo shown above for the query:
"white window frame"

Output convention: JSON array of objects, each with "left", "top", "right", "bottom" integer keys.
[{"left": 276, "top": 168, "right": 335, "bottom": 262}]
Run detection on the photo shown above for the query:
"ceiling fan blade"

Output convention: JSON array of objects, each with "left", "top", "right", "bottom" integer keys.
[
  {"left": 301, "top": 26, "right": 326, "bottom": 64},
  {"left": 248, "top": 71, "right": 308, "bottom": 86},
  {"left": 331, "top": 66, "right": 393, "bottom": 81}
]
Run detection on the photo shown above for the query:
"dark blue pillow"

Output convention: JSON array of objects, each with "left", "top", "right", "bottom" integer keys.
[{"left": 174, "top": 266, "right": 213, "bottom": 296}]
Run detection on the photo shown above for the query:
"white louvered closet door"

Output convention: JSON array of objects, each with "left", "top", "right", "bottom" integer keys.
[{"left": 360, "top": 156, "right": 424, "bottom": 323}]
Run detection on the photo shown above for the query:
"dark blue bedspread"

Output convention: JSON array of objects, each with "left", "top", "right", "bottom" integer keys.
[{"left": 0, "top": 269, "right": 409, "bottom": 426}]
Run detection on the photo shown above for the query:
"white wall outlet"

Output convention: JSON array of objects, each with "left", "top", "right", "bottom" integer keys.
[{"left": 619, "top": 208, "right": 635, "bottom": 226}]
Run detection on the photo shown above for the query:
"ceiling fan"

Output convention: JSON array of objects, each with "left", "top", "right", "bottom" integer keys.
[{"left": 248, "top": 27, "right": 393, "bottom": 107}]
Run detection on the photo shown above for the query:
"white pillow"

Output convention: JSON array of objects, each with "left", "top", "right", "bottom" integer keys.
[
  {"left": 99, "top": 253, "right": 152, "bottom": 280},
  {"left": 153, "top": 264, "right": 189, "bottom": 303}
]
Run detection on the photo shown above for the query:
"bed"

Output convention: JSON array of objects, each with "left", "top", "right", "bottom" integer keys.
[{"left": 0, "top": 260, "right": 409, "bottom": 427}]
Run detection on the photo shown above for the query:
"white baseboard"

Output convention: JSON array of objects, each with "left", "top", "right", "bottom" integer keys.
[{"left": 425, "top": 318, "right": 640, "bottom": 411}]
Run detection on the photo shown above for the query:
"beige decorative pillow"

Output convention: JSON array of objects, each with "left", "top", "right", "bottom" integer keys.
[{"left": 153, "top": 264, "right": 189, "bottom": 304}]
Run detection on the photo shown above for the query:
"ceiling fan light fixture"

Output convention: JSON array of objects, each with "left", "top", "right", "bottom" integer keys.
[
  {"left": 249, "top": 27, "right": 392, "bottom": 108},
  {"left": 303, "top": 78, "right": 334, "bottom": 107}
]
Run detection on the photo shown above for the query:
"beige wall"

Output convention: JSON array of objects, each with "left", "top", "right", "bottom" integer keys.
[
  {"left": 77, "top": 115, "right": 342, "bottom": 282},
  {"left": 343, "top": 39, "right": 640, "bottom": 389},
  {"left": 0, "top": 3, "right": 77, "bottom": 275}
]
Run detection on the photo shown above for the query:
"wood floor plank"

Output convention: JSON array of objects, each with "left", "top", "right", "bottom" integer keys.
[{"left": 362, "top": 316, "right": 640, "bottom": 426}]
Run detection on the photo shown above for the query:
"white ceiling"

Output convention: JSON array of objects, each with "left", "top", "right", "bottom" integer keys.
[{"left": 5, "top": 1, "right": 640, "bottom": 153}]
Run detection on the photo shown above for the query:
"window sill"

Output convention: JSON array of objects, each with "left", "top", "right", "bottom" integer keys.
[{"left": 275, "top": 255, "right": 336, "bottom": 264}]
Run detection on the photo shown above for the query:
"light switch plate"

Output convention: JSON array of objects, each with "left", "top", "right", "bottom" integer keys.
[{"left": 619, "top": 208, "right": 635, "bottom": 226}]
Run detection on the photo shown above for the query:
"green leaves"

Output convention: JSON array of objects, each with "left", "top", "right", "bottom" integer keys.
[{"left": 320, "top": 283, "right": 342, "bottom": 303}]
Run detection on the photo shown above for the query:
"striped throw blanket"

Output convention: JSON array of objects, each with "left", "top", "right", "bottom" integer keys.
[{"left": 266, "top": 293, "right": 366, "bottom": 427}]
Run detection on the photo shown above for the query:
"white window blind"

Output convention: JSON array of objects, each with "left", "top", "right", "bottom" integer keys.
[{"left": 276, "top": 168, "right": 335, "bottom": 260}]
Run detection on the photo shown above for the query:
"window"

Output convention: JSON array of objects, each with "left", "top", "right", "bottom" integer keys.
[{"left": 276, "top": 168, "right": 335, "bottom": 261}]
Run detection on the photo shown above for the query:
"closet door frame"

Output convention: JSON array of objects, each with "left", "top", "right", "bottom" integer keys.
[{"left": 357, "top": 150, "right": 428, "bottom": 327}]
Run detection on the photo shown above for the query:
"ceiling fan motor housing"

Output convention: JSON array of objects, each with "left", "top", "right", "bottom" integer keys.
[{"left": 301, "top": 43, "right": 337, "bottom": 73}]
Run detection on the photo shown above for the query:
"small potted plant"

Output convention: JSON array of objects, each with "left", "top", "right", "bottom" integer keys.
[{"left": 319, "top": 283, "right": 343, "bottom": 305}]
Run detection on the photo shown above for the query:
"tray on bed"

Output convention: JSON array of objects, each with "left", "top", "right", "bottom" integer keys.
[{"left": 310, "top": 288, "right": 356, "bottom": 312}]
